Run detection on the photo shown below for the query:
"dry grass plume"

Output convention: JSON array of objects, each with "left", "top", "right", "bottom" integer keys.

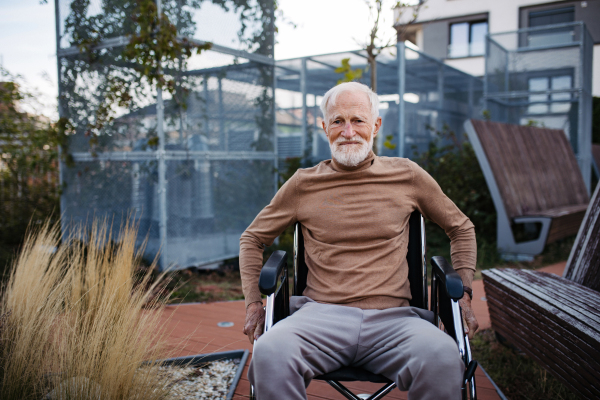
[{"left": 0, "top": 219, "right": 176, "bottom": 400}]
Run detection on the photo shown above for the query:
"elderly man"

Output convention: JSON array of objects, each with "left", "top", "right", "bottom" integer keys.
[{"left": 240, "top": 82, "right": 478, "bottom": 400}]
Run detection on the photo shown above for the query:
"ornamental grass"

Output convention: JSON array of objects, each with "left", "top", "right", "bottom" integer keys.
[{"left": 0, "top": 219, "right": 175, "bottom": 400}]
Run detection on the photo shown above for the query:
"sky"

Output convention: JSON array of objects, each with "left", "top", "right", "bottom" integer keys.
[{"left": 0, "top": 0, "right": 400, "bottom": 119}]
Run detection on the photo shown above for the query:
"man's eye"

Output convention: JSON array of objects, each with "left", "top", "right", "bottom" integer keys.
[{"left": 333, "top": 120, "right": 341, "bottom": 124}]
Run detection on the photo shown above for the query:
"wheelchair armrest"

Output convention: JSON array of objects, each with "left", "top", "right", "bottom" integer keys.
[
  {"left": 430, "top": 256, "right": 464, "bottom": 300},
  {"left": 259, "top": 250, "right": 287, "bottom": 296}
]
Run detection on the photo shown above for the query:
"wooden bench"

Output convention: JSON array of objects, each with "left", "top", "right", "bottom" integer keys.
[
  {"left": 464, "top": 119, "right": 589, "bottom": 259},
  {"left": 482, "top": 182, "right": 600, "bottom": 399}
]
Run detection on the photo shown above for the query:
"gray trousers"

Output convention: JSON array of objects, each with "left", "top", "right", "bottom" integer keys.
[{"left": 249, "top": 296, "right": 463, "bottom": 400}]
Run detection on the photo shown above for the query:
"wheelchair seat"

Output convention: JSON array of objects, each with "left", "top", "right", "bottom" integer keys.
[{"left": 253, "top": 210, "right": 478, "bottom": 400}]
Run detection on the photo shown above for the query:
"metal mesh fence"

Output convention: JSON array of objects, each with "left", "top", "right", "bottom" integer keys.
[
  {"left": 485, "top": 22, "right": 594, "bottom": 190},
  {"left": 57, "top": 0, "right": 275, "bottom": 55},
  {"left": 275, "top": 44, "right": 484, "bottom": 163},
  {"left": 57, "top": 0, "right": 275, "bottom": 270}
]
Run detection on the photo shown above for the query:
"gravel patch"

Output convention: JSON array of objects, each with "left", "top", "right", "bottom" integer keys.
[{"left": 160, "top": 359, "right": 240, "bottom": 400}]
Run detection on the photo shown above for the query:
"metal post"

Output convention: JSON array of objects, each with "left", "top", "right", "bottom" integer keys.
[
  {"left": 300, "top": 58, "right": 307, "bottom": 158},
  {"left": 273, "top": 73, "right": 279, "bottom": 194},
  {"left": 484, "top": 34, "right": 489, "bottom": 114},
  {"left": 437, "top": 64, "right": 444, "bottom": 131},
  {"left": 468, "top": 77, "right": 474, "bottom": 118},
  {"left": 312, "top": 94, "right": 318, "bottom": 158},
  {"left": 156, "top": 0, "right": 168, "bottom": 270},
  {"left": 397, "top": 42, "right": 406, "bottom": 158},
  {"left": 578, "top": 23, "right": 591, "bottom": 193},
  {"left": 55, "top": 0, "right": 66, "bottom": 231},
  {"left": 203, "top": 77, "right": 210, "bottom": 134},
  {"left": 218, "top": 77, "right": 227, "bottom": 151}
]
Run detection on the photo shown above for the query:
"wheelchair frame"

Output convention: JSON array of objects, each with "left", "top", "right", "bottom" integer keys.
[{"left": 253, "top": 212, "right": 477, "bottom": 400}]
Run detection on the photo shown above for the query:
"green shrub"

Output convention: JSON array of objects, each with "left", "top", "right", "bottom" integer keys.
[{"left": 414, "top": 125, "right": 500, "bottom": 268}]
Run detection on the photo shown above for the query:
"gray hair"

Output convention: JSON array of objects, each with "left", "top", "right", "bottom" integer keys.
[{"left": 320, "top": 82, "right": 379, "bottom": 123}]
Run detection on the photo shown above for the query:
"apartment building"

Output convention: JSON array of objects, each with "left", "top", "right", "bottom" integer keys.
[{"left": 395, "top": 0, "right": 600, "bottom": 96}]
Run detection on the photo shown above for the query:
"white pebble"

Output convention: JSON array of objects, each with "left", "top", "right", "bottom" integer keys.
[{"left": 159, "top": 359, "right": 239, "bottom": 399}]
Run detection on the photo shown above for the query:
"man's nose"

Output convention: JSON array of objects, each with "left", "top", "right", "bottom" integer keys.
[{"left": 341, "top": 122, "right": 355, "bottom": 138}]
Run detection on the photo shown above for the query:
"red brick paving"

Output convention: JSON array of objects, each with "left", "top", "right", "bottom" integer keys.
[{"left": 159, "top": 272, "right": 541, "bottom": 400}]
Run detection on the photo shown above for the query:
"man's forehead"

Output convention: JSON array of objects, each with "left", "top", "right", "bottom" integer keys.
[{"left": 327, "top": 91, "right": 371, "bottom": 114}]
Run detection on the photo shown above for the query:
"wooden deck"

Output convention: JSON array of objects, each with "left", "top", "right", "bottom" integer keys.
[{"left": 157, "top": 263, "right": 572, "bottom": 399}]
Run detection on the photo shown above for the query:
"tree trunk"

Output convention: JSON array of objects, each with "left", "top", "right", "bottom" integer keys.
[
  {"left": 369, "top": 56, "right": 378, "bottom": 154},
  {"left": 370, "top": 57, "right": 377, "bottom": 92}
]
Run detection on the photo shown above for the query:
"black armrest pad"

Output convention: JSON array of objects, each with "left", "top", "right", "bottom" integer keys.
[
  {"left": 430, "top": 256, "right": 464, "bottom": 300},
  {"left": 259, "top": 250, "right": 287, "bottom": 296}
]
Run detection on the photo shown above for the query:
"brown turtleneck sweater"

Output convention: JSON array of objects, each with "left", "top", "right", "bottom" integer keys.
[{"left": 239, "top": 152, "right": 476, "bottom": 309}]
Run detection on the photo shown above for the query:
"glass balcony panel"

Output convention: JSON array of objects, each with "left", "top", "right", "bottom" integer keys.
[
  {"left": 528, "top": 77, "right": 549, "bottom": 114},
  {"left": 550, "top": 75, "right": 572, "bottom": 113},
  {"left": 527, "top": 28, "right": 575, "bottom": 48}
]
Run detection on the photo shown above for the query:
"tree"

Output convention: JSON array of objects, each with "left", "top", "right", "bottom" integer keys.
[
  {"left": 0, "top": 69, "right": 66, "bottom": 274},
  {"left": 60, "top": 0, "right": 277, "bottom": 150},
  {"left": 362, "top": 0, "right": 425, "bottom": 92},
  {"left": 334, "top": 1, "right": 425, "bottom": 154}
]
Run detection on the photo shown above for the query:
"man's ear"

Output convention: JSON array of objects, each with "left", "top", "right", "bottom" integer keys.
[
  {"left": 373, "top": 116, "right": 382, "bottom": 137},
  {"left": 322, "top": 120, "right": 328, "bottom": 138}
]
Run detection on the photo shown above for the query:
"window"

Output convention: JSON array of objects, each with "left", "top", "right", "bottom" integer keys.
[
  {"left": 448, "top": 21, "right": 488, "bottom": 58},
  {"left": 527, "top": 7, "right": 575, "bottom": 47},
  {"left": 527, "top": 74, "right": 572, "bottom": 115},
  {"left": 529, "top": 7, "right": 574, "bottom": 27}
]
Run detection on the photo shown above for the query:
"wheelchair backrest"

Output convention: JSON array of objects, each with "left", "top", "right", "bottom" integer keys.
[{"left": 293, "top": 210, "right": 428, "bottom": 310}]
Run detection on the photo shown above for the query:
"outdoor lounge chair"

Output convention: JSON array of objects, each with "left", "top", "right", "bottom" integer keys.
[
  {"left": 252, "top": 211, "right": 478, "bottom": 400},
  {"left": 464, "top": 119, "right": 589, "bottom": 260},
  {"left": 482, "top": 182, "right": 600, "bottom": 399}
]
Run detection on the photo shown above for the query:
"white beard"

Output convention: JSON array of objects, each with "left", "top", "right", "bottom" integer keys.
[{"left": 330, "top": 134, "right": 374, "bottom": 167}]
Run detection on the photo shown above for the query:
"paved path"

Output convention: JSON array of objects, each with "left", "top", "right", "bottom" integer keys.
[{"left": 160, "top": 262, "right": 568, "bottom": 399}]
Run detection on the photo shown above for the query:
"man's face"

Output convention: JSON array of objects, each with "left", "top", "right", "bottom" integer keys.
[{"left": 321, "top": 90, "right": 382, "bottom": 166}]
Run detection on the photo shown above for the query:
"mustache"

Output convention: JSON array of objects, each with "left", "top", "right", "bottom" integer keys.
[{"left": 335, "top": 136, "right": 367, "bottom": 144}]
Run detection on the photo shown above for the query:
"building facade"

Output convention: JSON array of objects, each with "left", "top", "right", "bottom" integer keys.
[{"left": 395, "top": 0, "right": 600, "bottom": 96}]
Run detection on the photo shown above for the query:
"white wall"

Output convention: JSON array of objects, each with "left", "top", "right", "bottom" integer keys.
[{"left": 396, "top": 0, "right": 565, "bottom": 34}]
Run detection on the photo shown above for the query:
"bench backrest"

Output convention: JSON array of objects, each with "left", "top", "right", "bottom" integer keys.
[
  {"left": 564, "top": 182, "right": 600, "bottom": 291},
  {"left": 468, "top": 119, "right": 588, "bottom": 219}
]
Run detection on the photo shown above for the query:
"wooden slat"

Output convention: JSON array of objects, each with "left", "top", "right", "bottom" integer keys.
[
  {"left": 483, "top": 268, "right": 600, "bottom": 399},
  {"left": 470, "top": 119, "right": 589, "bottom": 220},
  {"left": 564, "top": 182, "right": 600, "bottom": 291},
  {"left": 484, "top": 284, "right": 600, "bottom": 375},
  {"left": 546, "top": 209, "right": 588, "bottom": 243},
  {"left": 525, "top": 204, "right": 588, "bottom": 217}
]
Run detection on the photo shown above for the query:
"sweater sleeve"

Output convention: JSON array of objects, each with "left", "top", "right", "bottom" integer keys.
[
  {"left": 409, "top": 162, "right": 477, "bottom": 283},
  {"left": 239, "top": 173, "right": 299, "bottom": 308}
]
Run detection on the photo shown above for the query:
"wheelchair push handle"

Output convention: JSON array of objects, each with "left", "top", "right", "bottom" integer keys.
[
  {"left": 430, "top": 256, "right": 464, "bottom": 300},
  {"left": 259, "top": 250, "right": 288, "bottom": 296}
]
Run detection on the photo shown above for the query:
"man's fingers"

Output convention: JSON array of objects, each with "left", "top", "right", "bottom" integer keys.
[
  {"left": 254, "top": 309, "right": 265, "bottom": 341},
  {"left": 467, "top": 315, "right": 479, "bottom": 339},
  {"left": 243, "top": 302, "right": 265, "bottom": 344},
  {"left": 254, "top": 321, "right": 264, "bottom": 341},
  {"left": 459, "top": 297, "right": 479, "bottom": 340},
  {"left": 243, "top": 320, "right": 256, "bottom": 343},
  {"left": 463, "top": 309, "right": 479, "bottom": 339}
]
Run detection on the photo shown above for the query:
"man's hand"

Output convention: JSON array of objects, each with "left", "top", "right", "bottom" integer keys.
[
  {"left": 459, "top": 293, "right": 479, "bottom": 340},
  {"left": 243, "top": 301, "right": 265, "bottom": 344}
]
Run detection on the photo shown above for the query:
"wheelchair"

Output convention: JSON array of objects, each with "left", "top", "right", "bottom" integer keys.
[{"left": 251, "top": 211, "right": 478, "bottom": 400}]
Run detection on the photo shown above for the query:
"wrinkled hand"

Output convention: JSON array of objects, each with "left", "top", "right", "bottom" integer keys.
[
  {"left": 459, "top": 293, "right": 479, "bottom": 340},
  {"left": 243, "top": 301, "right": 265, "bottom": 344}
]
